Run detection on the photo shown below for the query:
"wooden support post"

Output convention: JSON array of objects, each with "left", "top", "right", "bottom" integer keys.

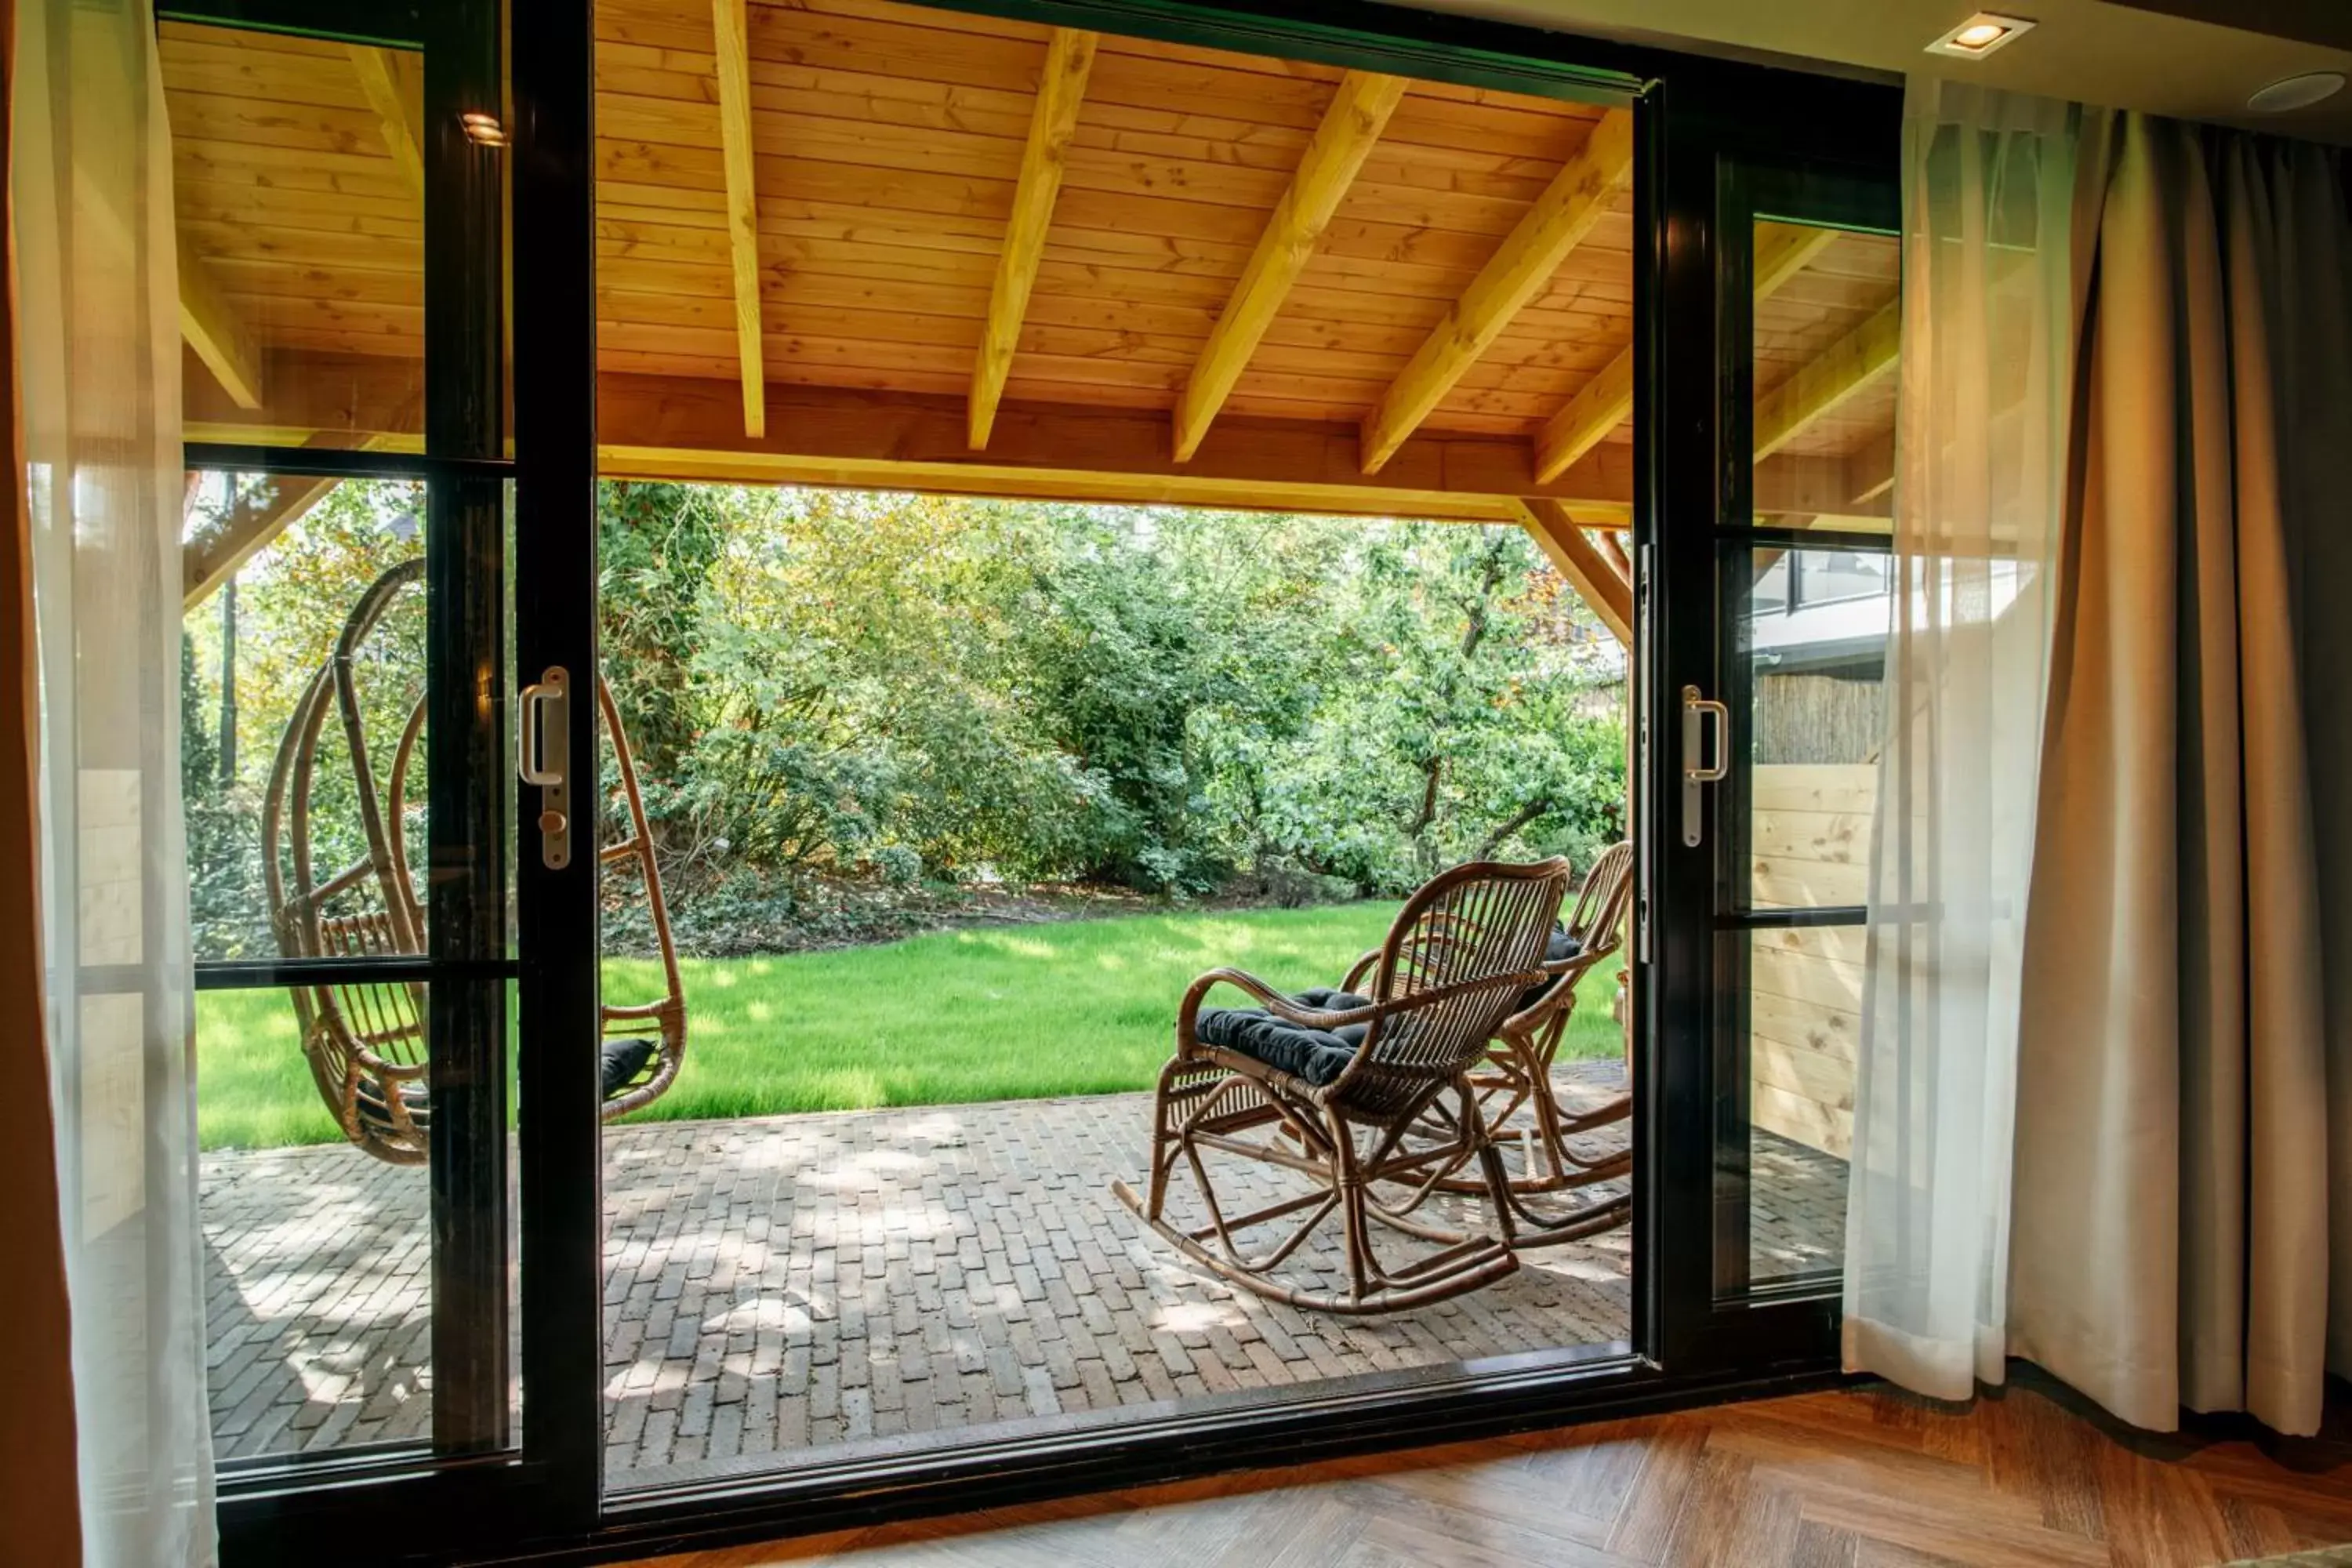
[
  {"left": 183, "top": 472, "right": 343, "bottom": 609},
  {"left": 970, "top": 28, "right": 1097, "bottom": 451},
  {"left": 1359, "top": 108, "right": 1632, "bottom": 475},
  {"left": 1173, "top": 71, "right": 1405, "bottom": 462},
  {"left": 712, "top": 0, "right": 768, "bottom": 437},
  {"left": 1519, "top": 497, "right": 1632, "bottom": 644}
]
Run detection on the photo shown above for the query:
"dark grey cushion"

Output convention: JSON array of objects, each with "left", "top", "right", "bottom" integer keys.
[
  {"left": 1518, "top": 925, "right": 1583, "bottom": 1014},
  {"left": 1195, "top": 988, "right": 1373, "bottom": 1087},
  {"left": 601, "top": 1036, "right": 658, "bottom": 1100}
]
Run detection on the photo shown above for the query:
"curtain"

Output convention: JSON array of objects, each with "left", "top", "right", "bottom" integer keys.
[
  {"left": 0, "top": 0, "right": 88, "bottom": 1560},
  {"left": 12, "top": 0, "right": 216, "bottom": 1556},
  {"left": 1841, "top": 82, "right": 2085, "bottom": 1401},
  {"left": 2008, "top": 117, "right": 2352, "bottom": 1437}
]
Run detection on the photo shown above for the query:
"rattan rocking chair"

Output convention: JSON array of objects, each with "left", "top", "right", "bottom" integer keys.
[
  {"left": 1388, "top": 841, "right": 1635, "bottom": 1247},
  {"left": 261, "top": 557, "right": 688, "bottom": 1165},
  {"left": 1112, "top": 858, "right": 1575, "bottom": 1314}
]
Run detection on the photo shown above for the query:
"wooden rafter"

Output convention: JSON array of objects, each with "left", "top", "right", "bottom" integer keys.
[
  {"left": 347, "top": 45, "right": 424, "bottom": 195},
  {"left": 177, "top": 242, "right": 263, "bottom": 412},
  {"left": 1530, "top": 220, "right": 1840, "bottom": 484},
  {"left": 1173, "top": 71, "right": 1406, "bottom": 463},
  {"left": 970, "top": 28, "right": 1098, "bottom": 451},
  {"left": 1359, "top": 107, "right": 1633, "bottom": 476},
  {"left": 712, "top": 0, "right": 767, "bottom": 438},
  {"left": 1529, "top": 350, "right": 1630, "bottom": 488},
  {"left": 1519, "top": 498, "right": 1632, "bottom": 644},
  {"left": 1755, "top": 299, "right": 1899, "bottom": 461}
]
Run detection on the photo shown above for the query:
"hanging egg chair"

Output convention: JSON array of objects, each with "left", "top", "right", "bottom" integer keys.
[{"left": 260, "top": 557, "right": 687, "bottom": 1164}]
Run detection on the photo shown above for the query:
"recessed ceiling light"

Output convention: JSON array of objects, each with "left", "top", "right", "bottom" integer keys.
[
  {"left": 2247, "top": 71, "right": 2347, "bottom": 114},
  {"left": 1926, "top": 13, "right": 2037, "bottom": 59}
]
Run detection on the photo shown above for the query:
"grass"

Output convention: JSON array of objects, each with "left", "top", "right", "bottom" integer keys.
[{"left": 194, "top": 902, "right": 1624, "bottom": 1151}]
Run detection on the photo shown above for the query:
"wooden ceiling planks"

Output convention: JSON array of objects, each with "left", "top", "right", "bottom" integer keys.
[{"left": 162, "top": 0, "right": 1896, "bottom": 543}]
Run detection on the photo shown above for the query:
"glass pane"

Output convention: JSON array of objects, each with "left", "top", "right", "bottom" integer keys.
[
  {"left": 1740, "top": 546, "right": 1889, "bottom": 911},
  {"left": 1746, "top": 928, "right": 1857, "bottom": 1285},
  {"left": 183, "top": 472, "right": 428, "bottom": 962},
  {"left": 198, "top": 982, "right": 435, "bottom": 1456},
  {"left": 161, "top": 24, "right": 425, "bottom": 449},
  {"left": 1749, "top": 220, "right": 1898, "bottom": 535}
]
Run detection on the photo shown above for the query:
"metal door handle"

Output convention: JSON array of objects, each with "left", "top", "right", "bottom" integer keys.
[
  {"left": 517, "top": 673, "right": 566, "bottom": 786},
  {"left": 1681, "top": 684, "right": 1729, "bottom": 848},
  {"left": 517, "top": 666, "right": 572, "bottom": 869}
]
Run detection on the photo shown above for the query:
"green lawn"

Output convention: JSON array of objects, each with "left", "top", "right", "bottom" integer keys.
[{"left": 194, "top": 902, "right": 1624, "bottom": 1151}]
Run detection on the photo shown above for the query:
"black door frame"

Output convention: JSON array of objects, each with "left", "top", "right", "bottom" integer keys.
[{"left": 178, "top": 0, "right": 1904, "bottom": 1560}]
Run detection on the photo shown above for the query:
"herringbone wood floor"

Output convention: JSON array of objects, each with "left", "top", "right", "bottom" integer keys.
[{"left": 618, "top": 1374, "right": 2352, "bottom": 1567}]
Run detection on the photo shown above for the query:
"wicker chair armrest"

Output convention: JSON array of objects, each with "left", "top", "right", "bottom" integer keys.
[
  {"left": 1339, "top": 948, "right": 1382, "bottom": 993},
  {"left": 1178, "top": 967, "right": 1385, "bottom": 1039}
]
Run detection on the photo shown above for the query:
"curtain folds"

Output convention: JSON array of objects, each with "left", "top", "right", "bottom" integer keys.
[
  {"left": 2008, "top": 118, "right": 2352, "bottom": 1438},
  {"left": 12, "top": 0, "right": 216, "bottom": 1556},
  {"left": 1842, "top": 81, "right": 2082, "bottom": 1402}
]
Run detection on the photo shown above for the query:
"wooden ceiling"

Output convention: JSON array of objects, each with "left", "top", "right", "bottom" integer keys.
[{"left": 164, "top": 0, "right": 1899, "bottom": 623}]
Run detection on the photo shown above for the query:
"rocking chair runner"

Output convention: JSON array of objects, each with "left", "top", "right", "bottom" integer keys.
[
  {"left": 1112, "top": 858, "right": 1576, "bottom": 1314},
  {"left": 1390, "top": 841, "right": 1635, "bottom": 1247},
  {"left": 262, "top": 558, "right": 688, "bottom": 1165}
]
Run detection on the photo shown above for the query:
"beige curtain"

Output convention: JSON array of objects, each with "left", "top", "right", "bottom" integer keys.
[{"left": 2009, "top": 115, "right": 2352, "bottom": 1436}]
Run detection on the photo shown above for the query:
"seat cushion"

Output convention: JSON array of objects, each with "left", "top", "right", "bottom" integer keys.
[
  {"left": 1194, "top": 989, "right": 1373, "bottom": 1087},
  {"left": 601, "top": 1036, "right": 659, "bottom": 1100},
  {"left": 1516, "top": 926, "right": 1583, "bottom": 1015}
]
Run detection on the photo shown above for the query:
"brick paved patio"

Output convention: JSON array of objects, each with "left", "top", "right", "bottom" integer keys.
[{"left": 198, "top": 1061, "right": 1847, "bottom": 1485}]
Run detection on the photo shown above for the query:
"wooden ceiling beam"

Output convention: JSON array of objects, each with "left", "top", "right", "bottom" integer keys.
[
  {"left": 1530, "top": 220, "right": 1841, "bottom": 485},
  {"left": 1519, "top": 497, "right": 1632, "bottom": 644},
  {"left": 1359, "top": 107, "right": 1633, "bottom": 476},
  {"left": 347, "top": 45, "right": 424, "bottom": 196},
  {"left": 970, "top": 28, "right": 1098, "bottom": 451},
  {"left": 1173, "top": 71, "right": 1407, "bottom": 463},
  {"left": 1529, "top": 350, "right": 1630, "bottom": 487},
  {"left": 177, "top": 244, "right": 264, "bottom": 412},
  {"left": 598, "top": 373, "right": 1635, "bottom": 524},
  {"left": 713, "top": 0, "right": 768, "bottom": 437},
  {"left": 1754, "top": 220, "right": 1843, "bottom": 299},
  {"left": 1755, "top": 299, "right": 1899, "bottom": 461}
]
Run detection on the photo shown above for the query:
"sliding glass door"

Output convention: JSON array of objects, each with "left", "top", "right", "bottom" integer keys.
[{"left": 1643, "top": 145, "right": 1899, "bottom": 1370}]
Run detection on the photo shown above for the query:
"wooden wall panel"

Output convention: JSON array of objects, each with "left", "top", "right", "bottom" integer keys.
[{"left": 1748, "top": 764, "right": 1877, "bottom": 1160}]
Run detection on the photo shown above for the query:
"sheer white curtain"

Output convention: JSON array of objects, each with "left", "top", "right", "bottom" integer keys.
[
  {"left": 1841, "top": 80, "right": 2085, "bottom": 1399},
  {"left": 13, "top": 0, "right": 215, "bottom": 1559}
]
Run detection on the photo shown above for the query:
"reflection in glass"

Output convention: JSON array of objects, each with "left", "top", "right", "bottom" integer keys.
[
  {"left": 1746, "top": 928, "right": 1856, "bottom": 1285},
  {"left": 1748, "top": 220, "right": 1899, "bottom": 535},
  {"left": 161, "top": 23, "right": 425, "bottom": 448},
  {"left": 182, "top": 474, "right": 427, "bottom": 964},
  {"left": 197, "top": 984, "right": 435, "bottom": 1457},
  {"left": 1740, "top": 547, "right": 1890, "bottom": 911}
]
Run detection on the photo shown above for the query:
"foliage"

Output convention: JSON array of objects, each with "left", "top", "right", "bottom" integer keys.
[
  {"left": 190, "top": 902, "right": 1628, "bottom": 1149},
  {"left": 180, "top": 481, "right": 1625, "bottom": 960}
]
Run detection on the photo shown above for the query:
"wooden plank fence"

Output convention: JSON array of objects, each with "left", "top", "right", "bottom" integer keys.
[{"left": 1748, "top": 763, "right": 1875, "bottom": 1160}]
